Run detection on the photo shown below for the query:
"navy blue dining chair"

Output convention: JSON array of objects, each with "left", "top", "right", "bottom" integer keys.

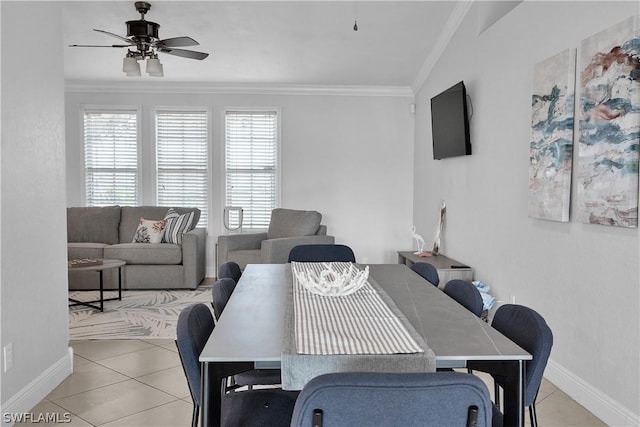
[
  {"left": 218, "top": 261, "right": 242, "bottom": 283},
  {"left": 410, "top": 262, "right": 440, "bottom": 287},
  {"left": 211, "top": 278, "right": 237, "bottom": 321},
  {"left": 175, "top": 303, "right": 297, "bottom": 427},
  {"left": 491, "top": 304, "right": 553, "bottom": 427},
  {"left": 443, "top": 279, "right": 484, "bottom": 318},
  {"left": 288, "top": 244, "right": 356, "bottom": 263},
  {"left": 290, "top": 371, "right": 492, "bottom": 427}
]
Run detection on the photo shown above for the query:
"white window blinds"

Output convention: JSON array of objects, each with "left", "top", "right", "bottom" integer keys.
[
  {"left": 84, "top": 110, "right": 138, "bottom": 206},
  {"left": 156, "top": 110, "right": 209, "bottom": 227},
  {"left": 225, "top": 110, "right": 278, "bottom": 229}
]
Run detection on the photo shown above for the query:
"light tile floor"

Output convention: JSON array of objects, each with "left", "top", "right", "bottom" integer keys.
[{"left": 21, "top": 339, "right": 607, "bottom": 427}]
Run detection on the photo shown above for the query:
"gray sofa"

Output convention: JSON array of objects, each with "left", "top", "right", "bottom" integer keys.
[
  {"left": 67, "top": 206, "right": 206, "bottom": 290},
  {"left": 217, "top": 208, "right": 334, "bottom": 270}
]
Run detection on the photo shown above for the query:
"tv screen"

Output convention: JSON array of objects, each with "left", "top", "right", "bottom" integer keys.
[{"left": 430, "top": 81, "right": 471, "bottom": 160}]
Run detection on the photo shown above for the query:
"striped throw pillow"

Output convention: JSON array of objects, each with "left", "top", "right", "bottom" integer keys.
[{"left": 162, "top": 208, "right": 195, "bottom": 244}]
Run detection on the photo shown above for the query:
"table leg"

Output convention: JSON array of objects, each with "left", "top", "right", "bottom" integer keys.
[
  {"left": 201, "top": 361, "right": 219, "bottom": 427},
  {"left": 99, "top": 270, "right": 104, "bottom": 312},
  {"left": 200, "top": 361, "right": 258, "bottom": 427},
  {"left": 118, "top": 266, "right": 123, "bottom": 301},
  {"left": 502, "top": 360, "right": 525, "bottom": 427},
  {"left": 467, "top": 360, "right": 526, "bottom": 427}
]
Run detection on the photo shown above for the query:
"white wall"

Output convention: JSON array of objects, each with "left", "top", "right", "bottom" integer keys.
[
  {"left": 1, "top": 1, "right": 72, "bottom": 421},
  {"left": 65, "top": 89, "right": 415, "bottom": 271},
  {"left": 414, "top": 2, "right": 639, "bottom": 425}
]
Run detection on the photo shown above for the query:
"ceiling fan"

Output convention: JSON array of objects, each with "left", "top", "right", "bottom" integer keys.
[{"left": 69, "top": 1, "right": 209, "bottom": 77}]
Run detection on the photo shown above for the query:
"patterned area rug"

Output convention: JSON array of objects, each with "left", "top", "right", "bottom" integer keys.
[{"left": 69, "top": 285, "right": 213, "bottom": 340}]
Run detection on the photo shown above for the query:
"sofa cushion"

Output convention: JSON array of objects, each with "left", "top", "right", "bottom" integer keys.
[
  {"left": 119, "top": 206, "right": 200, "bottom": 243},
  {"left": 267, "top": 208, "right": 322, "bottom": 239},
  {"left": 67, "top": 206, "right": 121, "bottom": 244},
  {"left": 104, "top": 243, "right": 182, "bottom": 265},
  {"left": 227, "top": 249, "right": 262, "bottom": 270},
  {"left": 68, "top": 242, "right": 110, "bottom": 260},
  {"left": 132, "top": 218, "right": 166, "bottom": 244},
  {"left": 163, "top": 208, "right": 197, "bottom": 244}
]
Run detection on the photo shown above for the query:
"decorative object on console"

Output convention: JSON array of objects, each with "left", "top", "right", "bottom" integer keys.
[
  {"left": 293, "top": 262, "right": 369, "bottom": 297},
  {"left": 577, "top": 16, "right": 639, "bottom": 228},
  {"left": 411, "top": 226, "right": 427, "bottom": 255},
  {"left": 68, "top": 1, "right": 209, "bottom": 77},
  {"left": 132, "top": 217, "right": 166, "bottom": 243},
  {"left": 432, "top": 201, "right": 446, "bottom": 256},
  {"left": 528, "top": 48, "right": 576, "bottom": 223}
]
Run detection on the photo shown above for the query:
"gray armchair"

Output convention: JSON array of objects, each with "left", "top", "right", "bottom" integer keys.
[{"left": 217, "top": 208, "right": 334, "bottom": 270}]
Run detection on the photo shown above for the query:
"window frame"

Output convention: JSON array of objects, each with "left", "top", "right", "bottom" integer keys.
[
  {"left": 152, "top": 106, "right": 211, "bottom": 227},
  {"left": 80, "top": 105, "right": 142, "bottom": 207},
  {"left": 223, "top": 107, "right": 281, "bottom": 231}
]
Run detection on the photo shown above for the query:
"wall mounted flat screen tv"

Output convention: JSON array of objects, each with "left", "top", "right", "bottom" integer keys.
[{"left": 430, "top": 81, "right": 471, "bottom": 160}]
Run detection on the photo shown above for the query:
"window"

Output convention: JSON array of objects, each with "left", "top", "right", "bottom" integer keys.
[
  {"left": 156, "top": 110, "right": 209, "bottom": 226},
  {"left": 225, "top": 110, "right": 279, "bottom": 229},
  {"left": 83, "top": 109, "right": 139, "bottom": 206}
]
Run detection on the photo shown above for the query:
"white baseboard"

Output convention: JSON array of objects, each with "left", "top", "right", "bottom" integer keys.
[
  {"left": 1, "top": 347, "right": 73, "bottom": 427},
  {"left": 545, "top": 358, "right": 639, "bottom": 426}
]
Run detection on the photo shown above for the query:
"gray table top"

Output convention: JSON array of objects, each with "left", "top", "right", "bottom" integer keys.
[{"left": 200, "top": 263, "right": 531, "bottom": 367}]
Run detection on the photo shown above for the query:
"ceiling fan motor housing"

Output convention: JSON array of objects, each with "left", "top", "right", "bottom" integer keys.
[{"left": 126, "top": 20, "right": 159, "bottom": 40}]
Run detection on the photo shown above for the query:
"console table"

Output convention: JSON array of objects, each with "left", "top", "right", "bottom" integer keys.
[{"left": 397, "top": 251, "right": 473, "bottom": 287}]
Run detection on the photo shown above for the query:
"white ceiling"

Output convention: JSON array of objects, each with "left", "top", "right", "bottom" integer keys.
[{"left": 62, "top": 1, "right": 463, "bottom": 88}]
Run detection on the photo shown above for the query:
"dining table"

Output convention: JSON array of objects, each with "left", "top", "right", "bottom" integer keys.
[{"left": 199, "top": 263, "right": 532, "bottom": 427}]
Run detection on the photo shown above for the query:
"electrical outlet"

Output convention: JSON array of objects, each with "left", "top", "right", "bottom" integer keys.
[{"left": 3, "top": 343, "right": 13, "bottom": 372}]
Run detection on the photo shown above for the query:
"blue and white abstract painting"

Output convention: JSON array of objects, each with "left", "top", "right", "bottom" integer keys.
[
  {"left": 528, "top": 49, "right": 576, "bottom": 222},
  {"left": 577, "top": 16, "right": 640, "bottom": 228}
]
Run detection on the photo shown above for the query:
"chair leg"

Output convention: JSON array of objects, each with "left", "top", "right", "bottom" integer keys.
[
  {"left": 191, "top": 403, "right": 199, "bottom": 427},
  {"left": 529, "top": 403, "right": 538, "bottom": 427}
]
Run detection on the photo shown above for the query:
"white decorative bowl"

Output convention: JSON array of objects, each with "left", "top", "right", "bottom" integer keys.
[{"left": 294, "top": 263, "right": 369, "bottom": 297}]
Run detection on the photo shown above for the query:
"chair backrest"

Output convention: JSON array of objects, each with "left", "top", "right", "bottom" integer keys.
[
  {"left": 410, "top": 262, "right": 440, "bottom": 287},
  {"left": 218, "top": 261, "right": 242, "bottom": 283},
  {"left": 491, "top": 304, "right": 553, "bottom": 406},
  {"left": 443, "top": 279, "right": 484, "bottom": 318},
  {"left": 211, "top": 278, "right": 236, "bottom": 320},
  {"left": 176, "top": 303, "right": 215, "bottom": 406},
  {"left": 290, "top": 371, "right": 492, "bottom": 427},
  {"left": 288, "top": 244, "right": 356, "bottom": 263}
]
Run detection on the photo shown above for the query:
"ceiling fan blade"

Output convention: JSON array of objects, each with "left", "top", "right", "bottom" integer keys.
[
  {"left": 69, "top": 44, "right": 130, "bottom": 48},
  {"left": 159, "top": 47, "right": 209, "bottom": 60},
  {"left": 156, "top": 36, "right": 199, "bottom": 48},
  {"left": 93, "top": 29, "right": 132, "bottom": 44}
]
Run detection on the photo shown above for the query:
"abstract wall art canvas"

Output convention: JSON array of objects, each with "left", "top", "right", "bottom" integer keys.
[
  {"left": 528, "top": 49, "right": 576, "bottom": 222},
  {"left": 577, "top": 16, "right": 640, "bottom": 228}
]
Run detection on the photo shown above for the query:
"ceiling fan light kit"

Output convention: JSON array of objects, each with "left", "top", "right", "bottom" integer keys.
[
  {"left": 70, "top": 1, "right": 209, "bottom": 77},
  {"left": 122, "top": 55, "right": 142, "bottom": 76}
]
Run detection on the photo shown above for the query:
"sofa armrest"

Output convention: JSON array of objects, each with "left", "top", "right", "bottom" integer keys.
[
  {"left": 261, "top": 234, "right": 336, "bottom": 264},
  {"left": 217, "top": 232, "right": 267, "bottom": 267},
  {"left": 182, "top": 227, "right": 207, "bottom": 289}
]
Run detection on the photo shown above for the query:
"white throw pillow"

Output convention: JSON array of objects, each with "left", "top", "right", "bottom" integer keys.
[
  {"left": 132, "top": 218, "right": 166, "bottom": 244},
  {"left": 162, "top": 208, "right": 195, "bottom": 245}
]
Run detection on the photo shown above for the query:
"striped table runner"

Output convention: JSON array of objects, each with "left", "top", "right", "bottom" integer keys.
[{"left": 292, "top": 262, "right": 423, "bottom": 355}]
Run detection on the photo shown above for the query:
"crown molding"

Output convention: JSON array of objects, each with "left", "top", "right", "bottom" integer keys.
[
  {"left": 411, "top": 0, "right": 474, "bottom": 93},
  {"left": 65, "top": 80, "right": 415, "bottom": 98}
]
